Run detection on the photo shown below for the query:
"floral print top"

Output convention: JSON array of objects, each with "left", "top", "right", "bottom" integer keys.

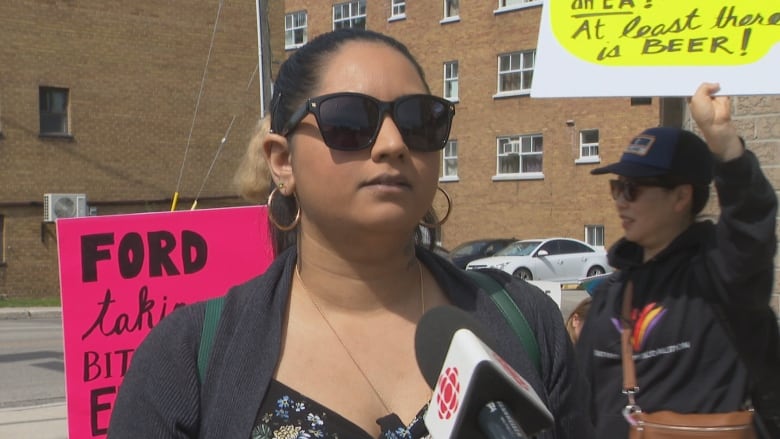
[{"left": 252, "top": 379, "right": 429, "bottom": 439}]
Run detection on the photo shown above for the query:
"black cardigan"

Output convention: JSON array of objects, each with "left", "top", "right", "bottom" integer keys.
[{"left": 108, "top": 246, "right": 594, "bottom": 438}]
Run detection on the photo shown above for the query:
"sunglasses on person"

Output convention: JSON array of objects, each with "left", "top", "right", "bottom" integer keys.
[
  {"left": 279, "top": 92, "right": 456, "bottom": 152},
  {"left": 609, "top": 178, "right": 681, "bottom": 202}
]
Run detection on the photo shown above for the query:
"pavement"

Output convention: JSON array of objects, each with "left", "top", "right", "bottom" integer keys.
[
  {"left": 0, "top": 307, "right": 68, "bottom": 439},
  {"left": 0, "top": 402, "right": 68, "bottom": 439},
  {"left": 0, "top": 291, "right": 590, "bottom": 439}
]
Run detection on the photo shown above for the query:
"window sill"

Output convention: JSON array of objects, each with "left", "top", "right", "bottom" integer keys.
[
  {"left": 492, "top": 172, "right": 544, "bottom": 181},
  {"left": 440, "top": 16, "right": 460, "bottom": 25},
  {"left": 445, "top": 97, "right": 459, "bottom": 103},
  {"left": 39, "top": 133, "right": 74, "bottom": 141},
  {"left": 493, "top": 90, "right": 531, "bottom": 99},
  {"left": 388, "top": 14, "right": 406, "bottom": 22},
  {"left": 439, "top": 176, "right": 459, "bottom": 183},
  {"left": 493, "top": 2, "right": 542, "bottom": 15},
  {"left": 285, "top": 44, "right": 305, "bottom": 51},
  {"left": 575, "top": 156, "right": 601, "bottom": 165}
]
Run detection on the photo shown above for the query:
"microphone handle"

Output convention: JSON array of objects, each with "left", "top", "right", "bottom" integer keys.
[{"left": 477, "top": 401, "right": 528, "bottom": 439}]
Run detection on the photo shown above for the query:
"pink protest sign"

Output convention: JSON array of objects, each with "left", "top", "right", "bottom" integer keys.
[{"left": 56, "top": 205, "right": 273, "bottom": 438}]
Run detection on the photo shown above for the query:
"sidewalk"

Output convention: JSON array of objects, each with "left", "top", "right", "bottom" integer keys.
[
  {"left": 0, "top": 307, "right": 62, "bottom": 320},
  {"left": 0, "top": 402, "right": 68, "bottom": 438},
  {"left": 0, "top": 307, "right": 67, "bottom": 437}
]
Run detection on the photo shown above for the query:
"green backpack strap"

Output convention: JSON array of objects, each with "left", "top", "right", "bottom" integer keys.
[
  {"left": 466, "top": 270, "right": 542, "bottom": 374},
  {"left": 198, "top": 295, "right": 226, "bottom": 384}
]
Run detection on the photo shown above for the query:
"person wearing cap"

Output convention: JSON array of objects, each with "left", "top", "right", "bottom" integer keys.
[{"left": 575, "top": 82, "right": 780, "bottom": 438}]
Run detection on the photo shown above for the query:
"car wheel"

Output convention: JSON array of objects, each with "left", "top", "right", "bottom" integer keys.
[
  {"left": 587, "top": 266, "right": 605, "bottom": 277},
  {"left": 513, "top": 267, "right": 532, "bottom": 280}
]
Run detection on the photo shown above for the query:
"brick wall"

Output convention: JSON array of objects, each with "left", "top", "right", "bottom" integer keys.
[
  {"left": 685, "top": 95, "right": 780, "bottom": 318},
  {"left": 0, "top": 0, "right": 284, "bottom": 298}
]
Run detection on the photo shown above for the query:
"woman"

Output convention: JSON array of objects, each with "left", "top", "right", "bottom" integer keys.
[
  {"left": 565, "top": 296, "right": 592, "bottom": 344},
  {"left": 577, "top": 83, "right": 780, "bottom": 437},
  {"left": 108, "top": 28, "right": 592, "bottom": 439}
]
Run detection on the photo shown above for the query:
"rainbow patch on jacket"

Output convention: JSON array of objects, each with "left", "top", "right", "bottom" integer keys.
[{"left": 611, "top": 302, "right": 667, "bottom": 351}]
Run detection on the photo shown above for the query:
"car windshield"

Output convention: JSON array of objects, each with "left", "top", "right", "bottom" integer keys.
[
  {"left": 451, "top": 242, "right": 485, "bottom": 257},
  {"left": 495, "top": 241, "right": 541, "bottom": 256}
]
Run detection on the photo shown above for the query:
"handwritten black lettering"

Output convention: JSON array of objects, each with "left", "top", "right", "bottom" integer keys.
[
  {"left": 572, "top": 18, "right": 606, "bottom": 39},
  {"left": 621, "top": 9, "right": 701, "bottom": 38},
  {"left": 81, "top": 287, "right": 186, "bottom": 340},
  {"left": 714, "top": 6, "right": 780, "bottom": 28}
]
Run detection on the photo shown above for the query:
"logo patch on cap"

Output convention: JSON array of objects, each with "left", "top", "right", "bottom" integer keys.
[{"left": 625, "top": 135, "right": 656, "bottom": 156}]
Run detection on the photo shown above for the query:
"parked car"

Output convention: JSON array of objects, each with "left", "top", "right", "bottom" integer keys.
[
  {"left": 465, "top": 237, "right": 612, "bottom": 282},
  {"left": 448, "top": 238, "right": 517, "bottom": 269}
]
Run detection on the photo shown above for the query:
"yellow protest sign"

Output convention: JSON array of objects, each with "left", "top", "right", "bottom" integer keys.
[{"left": 553, "top": 0, "right": 779, "bottom": 66}]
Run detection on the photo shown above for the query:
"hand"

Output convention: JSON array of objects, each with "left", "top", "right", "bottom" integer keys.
[{"left": 688, "top": 82, "right": 743, "bottom": 162}]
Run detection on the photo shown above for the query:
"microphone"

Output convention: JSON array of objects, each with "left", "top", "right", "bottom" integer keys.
[{"left": 415, "top": 306, "right": 554, "bottom": 439}]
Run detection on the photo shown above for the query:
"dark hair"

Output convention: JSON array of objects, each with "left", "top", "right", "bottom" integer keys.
[
  {"left": 690, "top": 184, "right": 710, "bottom": 216},
  {"left": 267, "top": 28, "right": 437, "bottom": 256}
]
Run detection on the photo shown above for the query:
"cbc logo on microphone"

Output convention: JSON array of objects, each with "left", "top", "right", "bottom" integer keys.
[{"left": 435, "top": 366, "right": 461, "bottom": 420}]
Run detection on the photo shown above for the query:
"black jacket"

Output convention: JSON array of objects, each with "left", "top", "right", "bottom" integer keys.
[
  {"left": 576, "top": 150, "right": 780, "bottom": 437},
  {"left": 108, "top": 246, "right": 594, "bottom": 438}
]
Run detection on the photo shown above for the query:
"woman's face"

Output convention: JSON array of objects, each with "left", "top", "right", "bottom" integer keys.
[
  {"left": 289, "top": 41, "right": 441, "bottom": 238},
  {"left": 613, "top": 177, "right": 689, "bottom": 257}
]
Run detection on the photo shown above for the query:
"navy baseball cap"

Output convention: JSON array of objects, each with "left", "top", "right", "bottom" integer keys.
[{"left": 591, "top": 126, "right": 713, "bottom": 185}]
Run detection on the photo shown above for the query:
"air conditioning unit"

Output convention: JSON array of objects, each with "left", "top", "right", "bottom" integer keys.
[{"left": 43, "top": 193, "right": 87, "bottom": 222}]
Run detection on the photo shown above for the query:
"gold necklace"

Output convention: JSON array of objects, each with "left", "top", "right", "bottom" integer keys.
[{"left": 295, "top": 261, "right": 425, "bottom": 415}]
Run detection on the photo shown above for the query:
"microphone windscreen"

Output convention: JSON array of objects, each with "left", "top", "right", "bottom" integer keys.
[{"left": 414, "top": 305, "right": 498, "bottom": 388}]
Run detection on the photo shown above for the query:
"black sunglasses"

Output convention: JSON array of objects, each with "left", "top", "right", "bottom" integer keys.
[
  {"left": 609, "top": 179, "right": 680, "bottom": 202},
  {"left": 279, "top": 92, "right": 455, "bottom": 151}
]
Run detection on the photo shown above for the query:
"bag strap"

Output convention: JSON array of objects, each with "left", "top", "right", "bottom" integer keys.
[
  {"left": 466, "top": 270, "right": 542, "bottom": 374},
  {"left": 198, "top": 295, "right": 226, "bottom": 384},
  {"left": 619, "top": 281, "right": 639, "bottom": 398}
]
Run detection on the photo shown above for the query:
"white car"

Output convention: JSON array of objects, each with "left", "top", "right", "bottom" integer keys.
[{"left": 465, "top": 238, "right": 612, "bottom": 282}]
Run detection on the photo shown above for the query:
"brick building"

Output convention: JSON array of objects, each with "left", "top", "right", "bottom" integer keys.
[
  {"left": 0, "top": 0, "right": 285, "bottom": 299},
  {"left": 1, "top": 0, "right": 778, "bottom": 317},
  {"left": 280, "top": 0, "right": 779, "bottom": 315},
  {"left": 282, "top": 1, "right": 671, "bottom": 247}
]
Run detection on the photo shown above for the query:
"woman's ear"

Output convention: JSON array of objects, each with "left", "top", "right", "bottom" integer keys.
[
  {"left": 263, "top": 132, "right": 295, "bottom": 194},
  {"left": 673, "top": 184, "right": 694, "bottom": 214}
]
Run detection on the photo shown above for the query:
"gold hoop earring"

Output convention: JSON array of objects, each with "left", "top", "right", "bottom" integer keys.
[
  {"left": 419, "top": 186, "right": 452, "bottom": 228},
  {"left": 266, "top": 186, "right": 301, "bottom": 231}
]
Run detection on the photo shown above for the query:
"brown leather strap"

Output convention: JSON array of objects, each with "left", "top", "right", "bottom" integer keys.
[{"left": 621, "top": 281, "right": 638, "bottom": 393}]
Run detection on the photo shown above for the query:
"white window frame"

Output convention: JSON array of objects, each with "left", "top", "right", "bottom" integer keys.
[
  {"left": 390, "top": 0, "right": 406, "bottom": 20},
  {"left": 442, "top": 0, "right": 460, "bottom": 22},
  {"left": 39, "top": 86, "right": 70, "bottom": 136},
  {"left": 575, "top": 128, "right": 601, "bottom": 164},
  {"left": 333, "top": 1, "right": 367, "bottom": 30},
  {"left": 284, "top": 11, "right": 308, "bottom": 50},
  {"left": 495, "top": 0, "right": 541, "bottom": 13},
  {"left": 585, "top": 225, "right": 605, "bottom": 247},
  {"left": 496, "top": 50, "right": 535, "bottom": 97},
  {"left": 494, "top": 134, "right": 543, "bottom": 179},
  {"left": 441, "top": 139, "right": 459, "bottom": 181},
  {"left": 443, "top": 61, "right": 459, "bottom": 102}
]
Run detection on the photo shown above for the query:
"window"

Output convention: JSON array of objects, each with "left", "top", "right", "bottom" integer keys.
[
  {"left": 585, "top": 225, "right": 605, "bottom": 247},
  {"left": 285, "top": 11, "right": 307, "bottom": 49},
  {"left": 391, "top": 0, "right": 406, "bottom": 18},
  {"left": 498, "top": 0, "right": 540, "bottom": 9},
  {"left": 498, "top": 51, "right": 535, "bottom": 94},
  {"left": 497, "top": 134, "right": 543, "bottom": 175},
  {"left": 580, "top": 129, "right": 599, "bottom": 158},
  {"left": 442, "top": 140, "right": 458, "bottom": 179},
  {"left": 444, "top": 0, "right": 459, "bottom": 19},
  {"left": 333, "top": 1, "right": 366, "bottom": 30},
  {"left": 630, "top": 97, "right": 652, "bottom": 106},
  {"left": 444, "top": 61, "right": 459, "bottom": 101},
  {"left": 39, "top": 87, "right": 69, "bottom": 135}
]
